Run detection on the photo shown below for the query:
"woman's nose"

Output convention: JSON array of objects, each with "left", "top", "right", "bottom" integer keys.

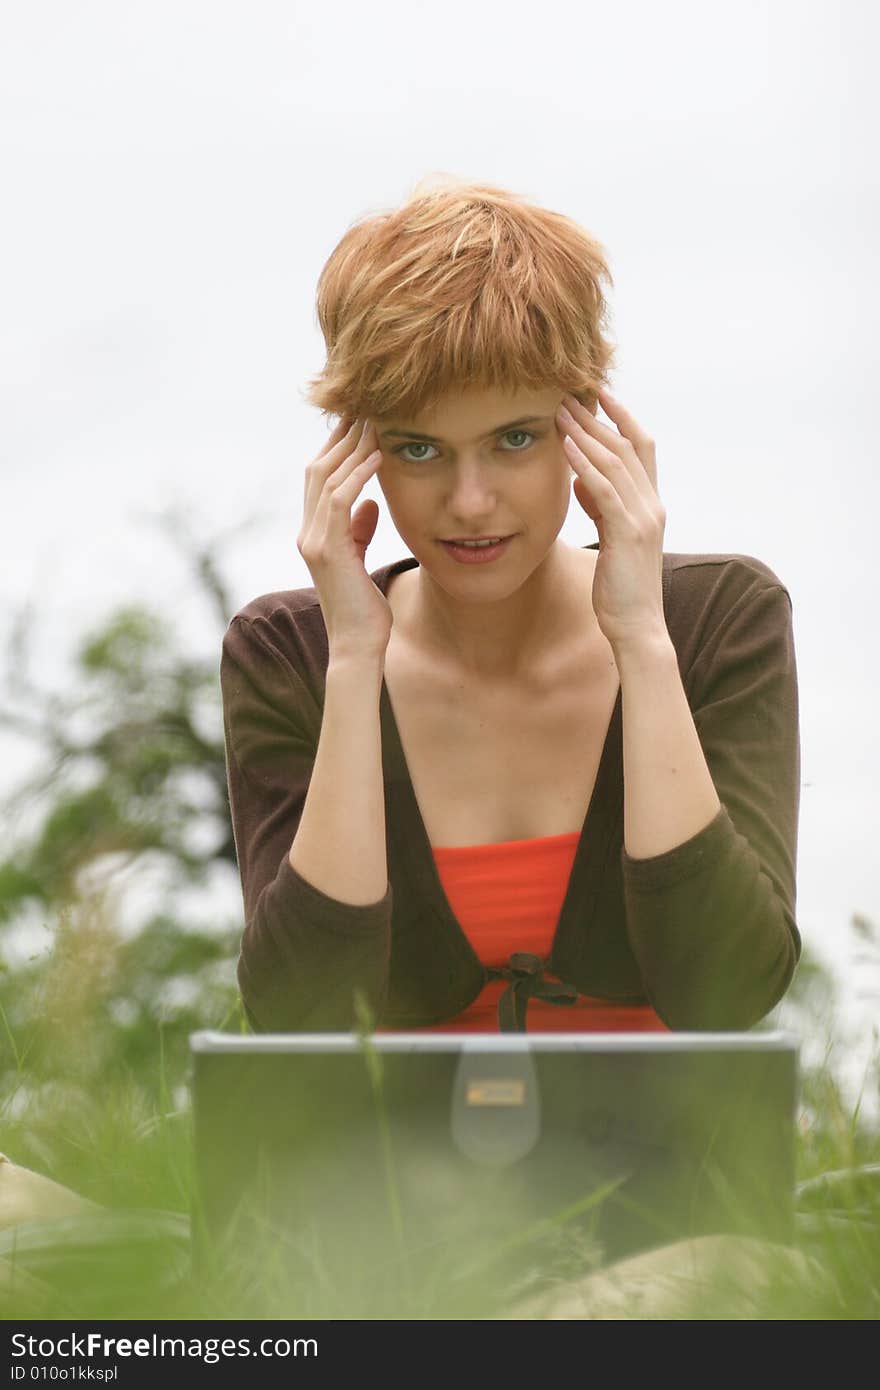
[{"left": 446, "top": 464, "right": 497, "bottom": 512}]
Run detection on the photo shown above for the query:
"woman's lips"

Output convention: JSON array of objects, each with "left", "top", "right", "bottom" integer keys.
[{"left": 437, "top": 536, "right": 516, "bottom": 564}]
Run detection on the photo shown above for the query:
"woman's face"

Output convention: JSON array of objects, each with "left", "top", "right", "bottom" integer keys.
[{"left": 372, "top": 385, "right": 580, "bottom": 586}]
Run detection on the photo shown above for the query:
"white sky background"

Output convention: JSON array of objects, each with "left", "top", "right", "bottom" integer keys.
[{"left": 1, "top": 2, "right": 878, "bottom": 1098}]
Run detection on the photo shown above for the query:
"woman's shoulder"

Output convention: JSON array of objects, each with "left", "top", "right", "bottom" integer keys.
[
  {"left": 228, "top": 581, "right": 322, "bottom": 629},
  {"left": 664, "top": 549, "right": 793, "bottom": 629},
  {"left": 665, "top": 548, "right": 789, "bottom": 595},
  {"left": 221, "top": 581, "right": 331, "bottom": 693},
  {"left": 662, "top": 549, "right": 795, "bottom": 675},
  {"left": 227, "top": 555, "right": 410, "bottom": 632}
]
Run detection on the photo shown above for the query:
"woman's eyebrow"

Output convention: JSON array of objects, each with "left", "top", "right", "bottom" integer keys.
[{"left": 376, "top": 414, "right": 552, "bottom": 443}]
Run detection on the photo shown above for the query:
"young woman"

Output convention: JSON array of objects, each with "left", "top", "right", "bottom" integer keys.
[{"left": 220, "top": 177, "right": 801, "bottom": 1037}]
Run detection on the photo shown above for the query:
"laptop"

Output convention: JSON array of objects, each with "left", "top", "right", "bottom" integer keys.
[{"left": 187, "top": 1030, "right": 798, "bottom": 1317}]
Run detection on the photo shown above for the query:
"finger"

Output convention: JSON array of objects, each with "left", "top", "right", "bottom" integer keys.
[
  {"left": 596, "top": 389, "right": 659, "bottom": 492},
  {"left": 571, "top": 469, "right": 603, "bottom": 527},
  {"left": 562, "top": 435, "right": 628, "bottom": 516},
  {"left": 323, "top": 449, "right": 383, "bottom": 518},
  {"left": 350, "top": 494, "right": 381, "bottom": 554},
  {"left": 314, "top": 413, "right": 353, "bottom": 460},
  {"left": 306, "top": 418, "right": 368, "bottom": 515},
  {"left": 560, "top": 394, "right": 658, "bottom": 497},
  {"left": 315, "top": 427, "right": 381, "bottom": 524},
  {"left": 317, "top": 418, "right": 379, "bottom": 485},
  {"left": 326, "top": 421, "right": 376, "bottom": 482},
  {"left": 560, "top": 421, "right": 643, "bottom": 515}
]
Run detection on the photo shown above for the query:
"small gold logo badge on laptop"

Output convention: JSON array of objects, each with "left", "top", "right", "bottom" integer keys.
[{"left": 466, "top": 1079, "right": 526, "bottom": 1106}]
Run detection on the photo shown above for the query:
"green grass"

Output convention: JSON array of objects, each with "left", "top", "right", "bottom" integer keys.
[{"left": 0, "top": 1017, "right": 878, "bottom": 1321}]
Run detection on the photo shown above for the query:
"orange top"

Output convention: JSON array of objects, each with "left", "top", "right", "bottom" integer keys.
[{"left": 376, "top": 832, "right": 670, "bottom": 1033}]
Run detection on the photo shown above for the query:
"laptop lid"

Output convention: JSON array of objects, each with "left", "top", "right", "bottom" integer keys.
[{"left": 188, "top": 1030, "right": 798, "bottom": 1317}]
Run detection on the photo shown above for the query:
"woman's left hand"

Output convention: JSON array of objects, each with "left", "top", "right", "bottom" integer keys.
[{"left": 557, "top": 388, "right": 668, "bottom": 652}]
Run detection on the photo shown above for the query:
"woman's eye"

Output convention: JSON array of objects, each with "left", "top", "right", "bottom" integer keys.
[
  {"left": 501, "top": 429, "right": 535, "bottom": 450},
  {"left": 394, "top": 430, "right": 537, "bottom": 464},
  {"left": 395, "top": 441, "right": 439, "bottom": 463}
]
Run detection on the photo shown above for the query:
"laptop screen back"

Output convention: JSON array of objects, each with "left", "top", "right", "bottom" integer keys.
[{"left": 188, "top": 1031, "right": 798, "bottom": 1317}]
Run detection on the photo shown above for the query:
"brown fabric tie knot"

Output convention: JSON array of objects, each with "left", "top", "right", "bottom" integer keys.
[{"left": 485, "top": 952, "right": 579, "bottom": 1032}]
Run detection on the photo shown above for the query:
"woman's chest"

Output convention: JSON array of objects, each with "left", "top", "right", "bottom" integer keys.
[{"left": 383, "top": 636, "right": 621, "bottom": 849}]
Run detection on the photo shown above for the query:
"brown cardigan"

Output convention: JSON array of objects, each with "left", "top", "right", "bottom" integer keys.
[{"left": 220, "top": 543, "right": 802, "bottom": 1033}]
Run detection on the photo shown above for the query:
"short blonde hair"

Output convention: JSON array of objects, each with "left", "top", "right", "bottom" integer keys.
[{"left": 302, "top": 173, "right": 618, "bottom": 425}]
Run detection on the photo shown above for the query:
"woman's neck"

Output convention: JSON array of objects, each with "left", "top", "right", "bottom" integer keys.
[{"left": 395, "top": 542, "right": 599, "bottom": 683}]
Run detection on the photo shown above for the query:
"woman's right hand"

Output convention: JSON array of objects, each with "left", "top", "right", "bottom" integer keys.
[{"left": 297, "top": 415, "right": 393, "bottom": 661}]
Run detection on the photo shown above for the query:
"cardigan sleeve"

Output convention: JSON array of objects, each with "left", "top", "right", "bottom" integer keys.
[
  {"left": 620, "top": 579, "right": 802, "bottom": 1030},
  {"left": 220, "top": 614, "right": 392, "bottom": 1032}
]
